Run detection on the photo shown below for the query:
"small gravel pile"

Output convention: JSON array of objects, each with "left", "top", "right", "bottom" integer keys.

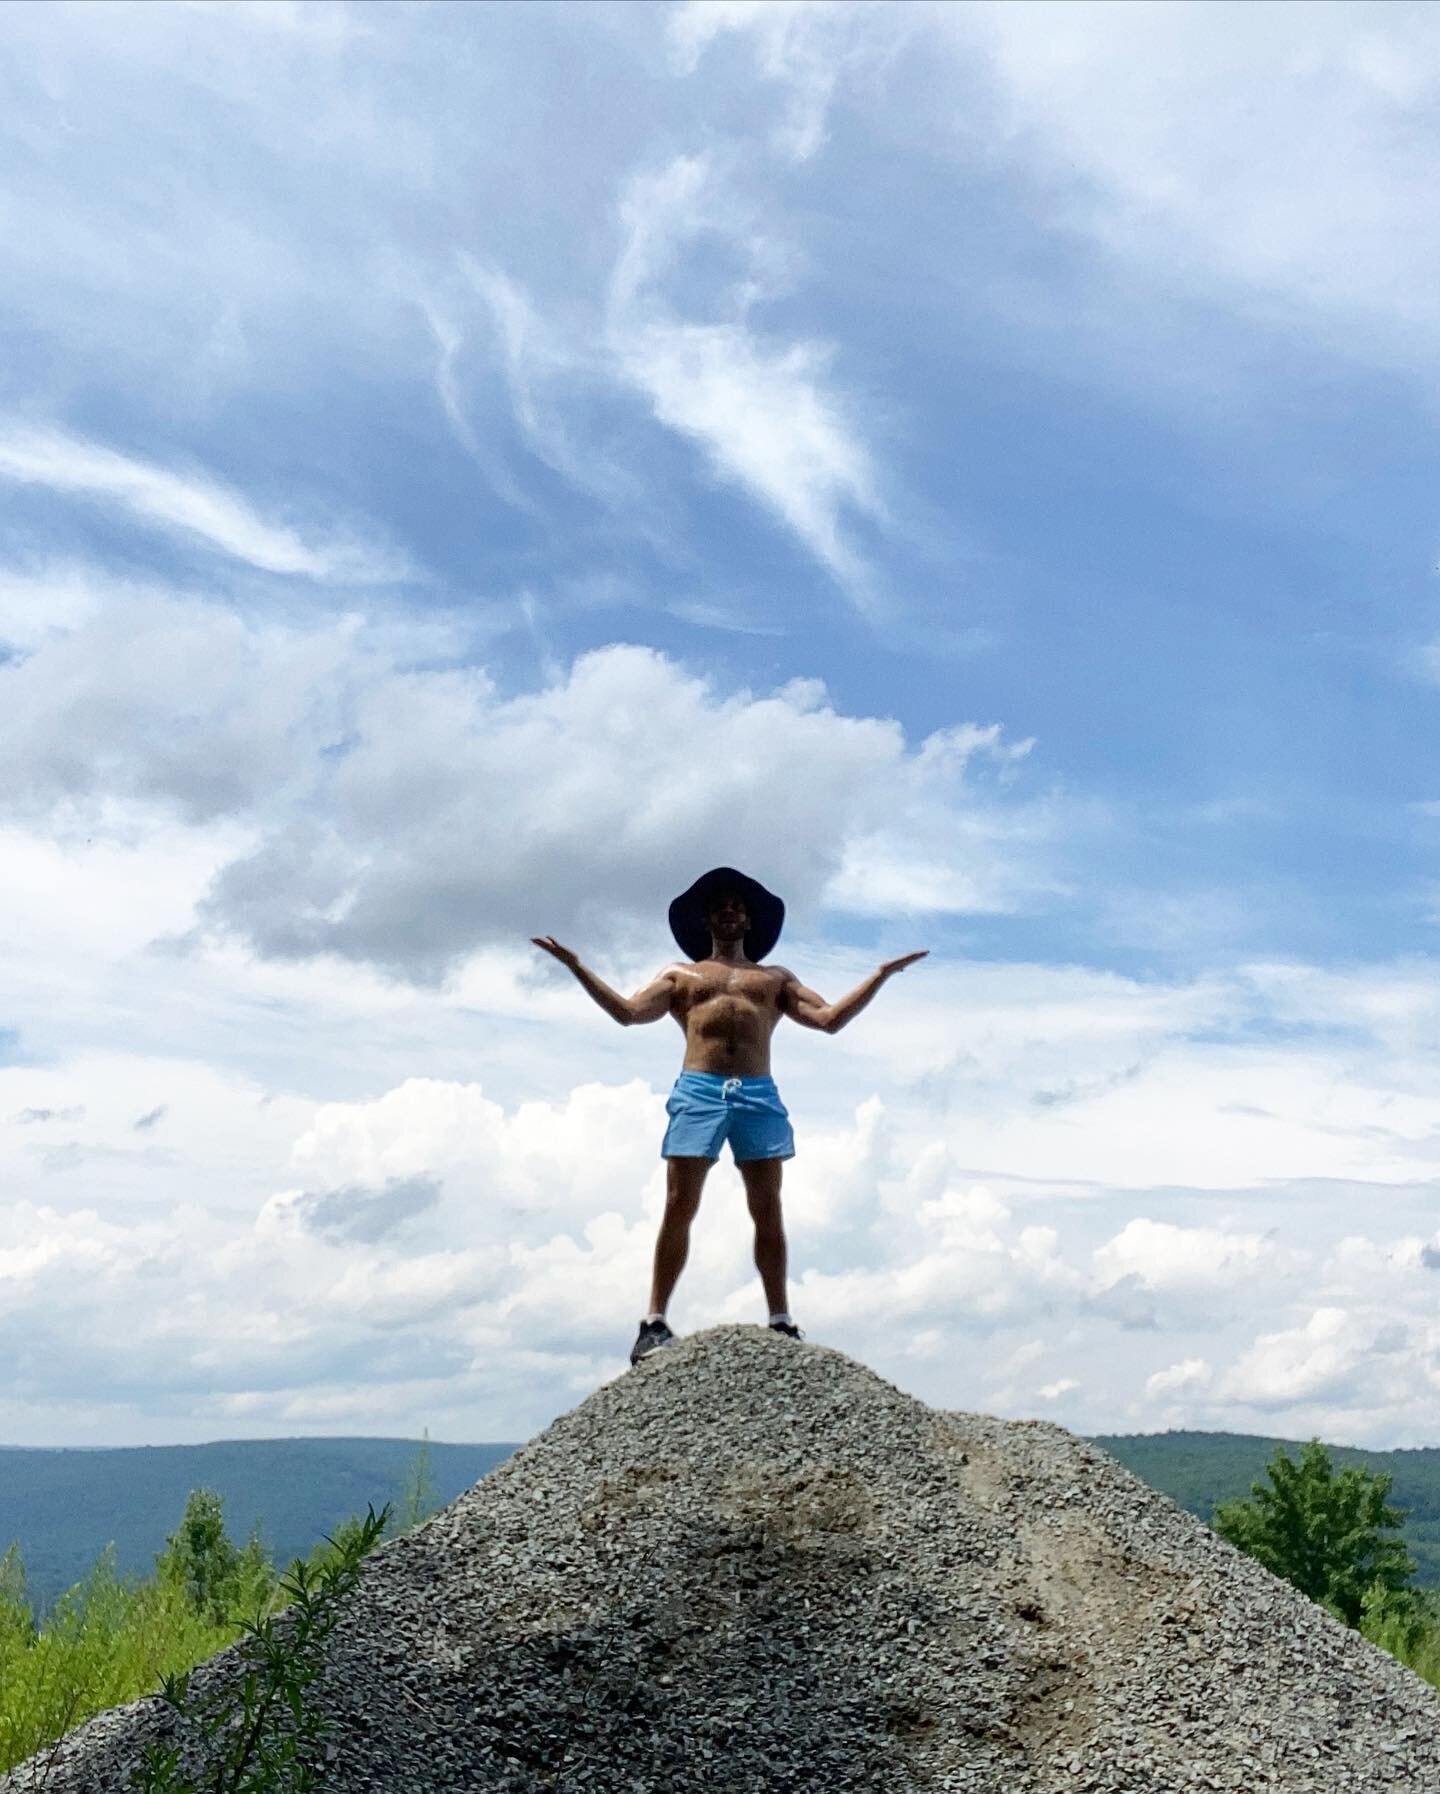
[{"left": 9, "top": 1324, "right": 1440, "bottom": 1792}]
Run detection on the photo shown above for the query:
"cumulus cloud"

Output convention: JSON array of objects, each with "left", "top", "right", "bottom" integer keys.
[
  {"left": 7, "top": 1034, "right": 1440, "bottom": 1442},
  {"left": 283, "top": 1076, "right": 665, "bottom": 1231},
  {"left": 0, "top": 589, "right": 362, "bottom": 827},
  {"left": 1144, "top": 1356, "right": 1211, "bottom": 1400},
  {"left": 0, "top": 591, "right": 1051, "bottom": 979},
  {"left": 1091, "top": 1217, "right": 1279, "bottom": 1297},
  {"left": 5, "top": 2, "right": 1440, "bottom": 1453},
  {"left": 1217, "top": 1306, "right": 1411, "bottom": 1410}
]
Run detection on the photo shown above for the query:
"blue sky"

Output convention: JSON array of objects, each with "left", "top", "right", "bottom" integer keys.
[{"left": 3, "top": 0, "right": 1440, "bottom": 1449}]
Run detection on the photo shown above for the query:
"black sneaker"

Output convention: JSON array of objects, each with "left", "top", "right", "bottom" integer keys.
[
  {"left": 769, "top": 1320, "right": 804, "bottom": 1341},
  {"left": 630, "top": 1318, "right": 676, "bottom": 1365}
]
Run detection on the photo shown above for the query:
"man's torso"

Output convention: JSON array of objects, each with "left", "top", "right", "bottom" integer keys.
[{"left": 670, "top": 959, "right": 786, "bottom": 1077}]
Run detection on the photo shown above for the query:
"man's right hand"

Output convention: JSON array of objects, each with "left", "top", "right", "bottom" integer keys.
[{"left": 532, "top": 936, "right": 580, "bottom": 971}]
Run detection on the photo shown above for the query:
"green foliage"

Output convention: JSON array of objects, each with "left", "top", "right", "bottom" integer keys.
[
  {"left": 397, "top": 1428, "right": 438, "bottom": 1533},
  {"left": 1, "top": 1420, "right": 439, "bottom": 1786},
  {"left": 1213, "top": 1439, "right": 1416, "bottom": 1627},
  {"left": 155, "top": 1490, "right": 253, "bottom": 1627},
  {"left": 137, "top": 1503, "right": 388, "bottom": 1794},
  {"left": 0, "top": 1539, "right": 237, "bottom": 1776},
  {"left": 1358, "top": 1578, "right": 1438, "bottom": 1668},
  {"left": 1094, "top": 1429, "right": 1440, "bottom": 1587}
]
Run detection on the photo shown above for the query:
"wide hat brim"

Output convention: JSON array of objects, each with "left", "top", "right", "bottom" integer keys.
[{"left": 668, "top": 867, "right": 785, "bottom": 964}]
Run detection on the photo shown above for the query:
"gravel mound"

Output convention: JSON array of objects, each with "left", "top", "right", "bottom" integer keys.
[{"left": 9, "top": 1324, "right": 1440, "bottom": 1793}]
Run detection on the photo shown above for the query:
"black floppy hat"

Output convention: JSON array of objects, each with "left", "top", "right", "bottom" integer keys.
[{"left": 668, "top": 867, "right": 785, "bottom": 964}]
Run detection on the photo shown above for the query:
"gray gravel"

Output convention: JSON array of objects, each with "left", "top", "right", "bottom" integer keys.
[{"left": 8, "top": 1323, "right": 1440, "bottom": 1792}]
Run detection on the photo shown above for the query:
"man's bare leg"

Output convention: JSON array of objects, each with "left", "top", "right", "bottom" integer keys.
[
  {"left": 647, "top": 1156, "right": 711, "bottom": 1316},
  {"left": 740, "top": 1157, "right": 788, "bottom": 1317}
]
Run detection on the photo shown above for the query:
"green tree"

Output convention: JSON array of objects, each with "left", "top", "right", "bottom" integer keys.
[
  {"left": 0, "top": 1542, "right": 32, "bottom": 1645},
  {"left": 1214, "top": 1438, "right": 1417, "bottom": 1626},
  {"left": 155, "top": 1489, "right": 243, "bottom": 1625},
  {"left": 397, "top": 1428, "right": 438, "bottom": 1533}
]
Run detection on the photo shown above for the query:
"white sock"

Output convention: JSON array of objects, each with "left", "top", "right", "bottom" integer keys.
[
  {"left": 769, "top": 1311, "right": 793, "bottom": 1326},
  {"left": 645, "top": 1311, "right": 666, "bottom": 1325}
]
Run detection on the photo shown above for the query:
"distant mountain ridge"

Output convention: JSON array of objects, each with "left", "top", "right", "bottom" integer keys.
[{"left": 0, "top": 1436, "right": 517, "bottom": 1617}]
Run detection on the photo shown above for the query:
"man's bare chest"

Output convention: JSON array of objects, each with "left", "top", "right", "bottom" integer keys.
[{"left": 675, "top": 965, "right": 783, "bottom": 1015}]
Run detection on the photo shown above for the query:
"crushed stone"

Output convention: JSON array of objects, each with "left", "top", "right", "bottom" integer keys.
[{"left": 8, "top": 1324, "right": 1440, "bottom": 1792}]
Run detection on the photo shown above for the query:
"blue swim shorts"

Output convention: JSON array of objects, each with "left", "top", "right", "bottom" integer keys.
[{"left": 661, "top": 1071, "right": 795, "bottom": 1163}]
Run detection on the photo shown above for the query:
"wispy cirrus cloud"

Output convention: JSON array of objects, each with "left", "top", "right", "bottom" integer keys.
[
  {"left": 454, "top": 150, "right": 888, "bottom": 605},
  {"left": 667, "top": 0, "right": 910, "bottom": 164},
  {"left": 0, "top": 425, "right": 404, "bottom": 581},
  {"left": 606, "top": 154, "right": 884, "bottom": 605}
]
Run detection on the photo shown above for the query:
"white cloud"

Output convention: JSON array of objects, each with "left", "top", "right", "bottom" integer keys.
[
  {"left": 668, "top": 1, "right": 910, "bottom": 163},
  {"left": 2, "top": 2, "right": 1439, "bottom": 1456},
  {"left": 283, "top": 1075, "right": 666, "bottom": 1228},
  {"left": 1240, "top": 960, "right": 1440, "bottom": 1064},
  {"left": 1217, "top": 1305, "right": 1409, "bottom": 1410},
  {"left": 1320, "top": 1232, "right": 1429, "bottom": 1290},
  {"left": 664, "top": 597, "right": 787, "bottom": 636},
  {"left": 606, "top": 154, "right": 884, "bottom": 601},
  {"left": 420, "top": 155, "right": 890, "bottom": 602},
  {"left": 953, "top": 2, "right": 1440, "bottom": 365},
  {"left": 1092, "top": 1217, "right": 1278, "bottom": 1296},
  {"left": 0, "top": 588, "right": 1054, "bottom": 978},
  {"left": 1036, "top": 1376, "right": 1079, "bottom": 1401},
  {"left": 6, "top": 981, "right": 1440, "bottom": 1444},
  {"left": 1219, "top": 1313, "right": 1362, "bottom": 1406},
  {"left": 0, "top": 589, "right": 362, "bottom": 827},
  {"left": 0, "top": 562, "right": 104, "bottom": 650},
  {"left": 1144, "top": 1356, "right": 1211, "bottom": 1400},
  {"left": 458, "top": 260, "right": 649, "bottom": 516},
  {"left": 0, "top": 425, "right": 399, "bottom": 580},
  {"left": 822, "top": 722, "right": 1050, "bottom": 917}
]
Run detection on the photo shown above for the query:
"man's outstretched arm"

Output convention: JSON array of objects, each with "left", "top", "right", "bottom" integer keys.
[
  {"left": 780, "top": 951, "right": 929, "bottom": 1035},
  {"left": 532, "top": 937, "right": 676, "bottom": 1026}
]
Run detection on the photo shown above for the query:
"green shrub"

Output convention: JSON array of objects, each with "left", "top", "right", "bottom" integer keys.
[{"left": 1214, "top": 1438, "right": 1416, "bottom": 1626}]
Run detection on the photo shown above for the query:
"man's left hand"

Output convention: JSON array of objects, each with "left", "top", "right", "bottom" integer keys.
[{"left": 880, "top": 950, "right": 929, "bottom": 976}]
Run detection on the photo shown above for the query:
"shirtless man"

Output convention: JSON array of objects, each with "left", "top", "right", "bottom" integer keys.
[{"left": 531, "top": 865, "right": 927, "bottom": 1366}]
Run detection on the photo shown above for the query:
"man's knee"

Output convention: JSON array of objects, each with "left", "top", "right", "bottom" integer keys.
[
  {"left": 746, "top": 1188, "right": 784, "bottom": 1237},
  {"left": 663, "top": 1168, "right": 706, "bottom": 1221},
  {"left": 664, "top": 1192, "right": 702, "bottom": 1226}
]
